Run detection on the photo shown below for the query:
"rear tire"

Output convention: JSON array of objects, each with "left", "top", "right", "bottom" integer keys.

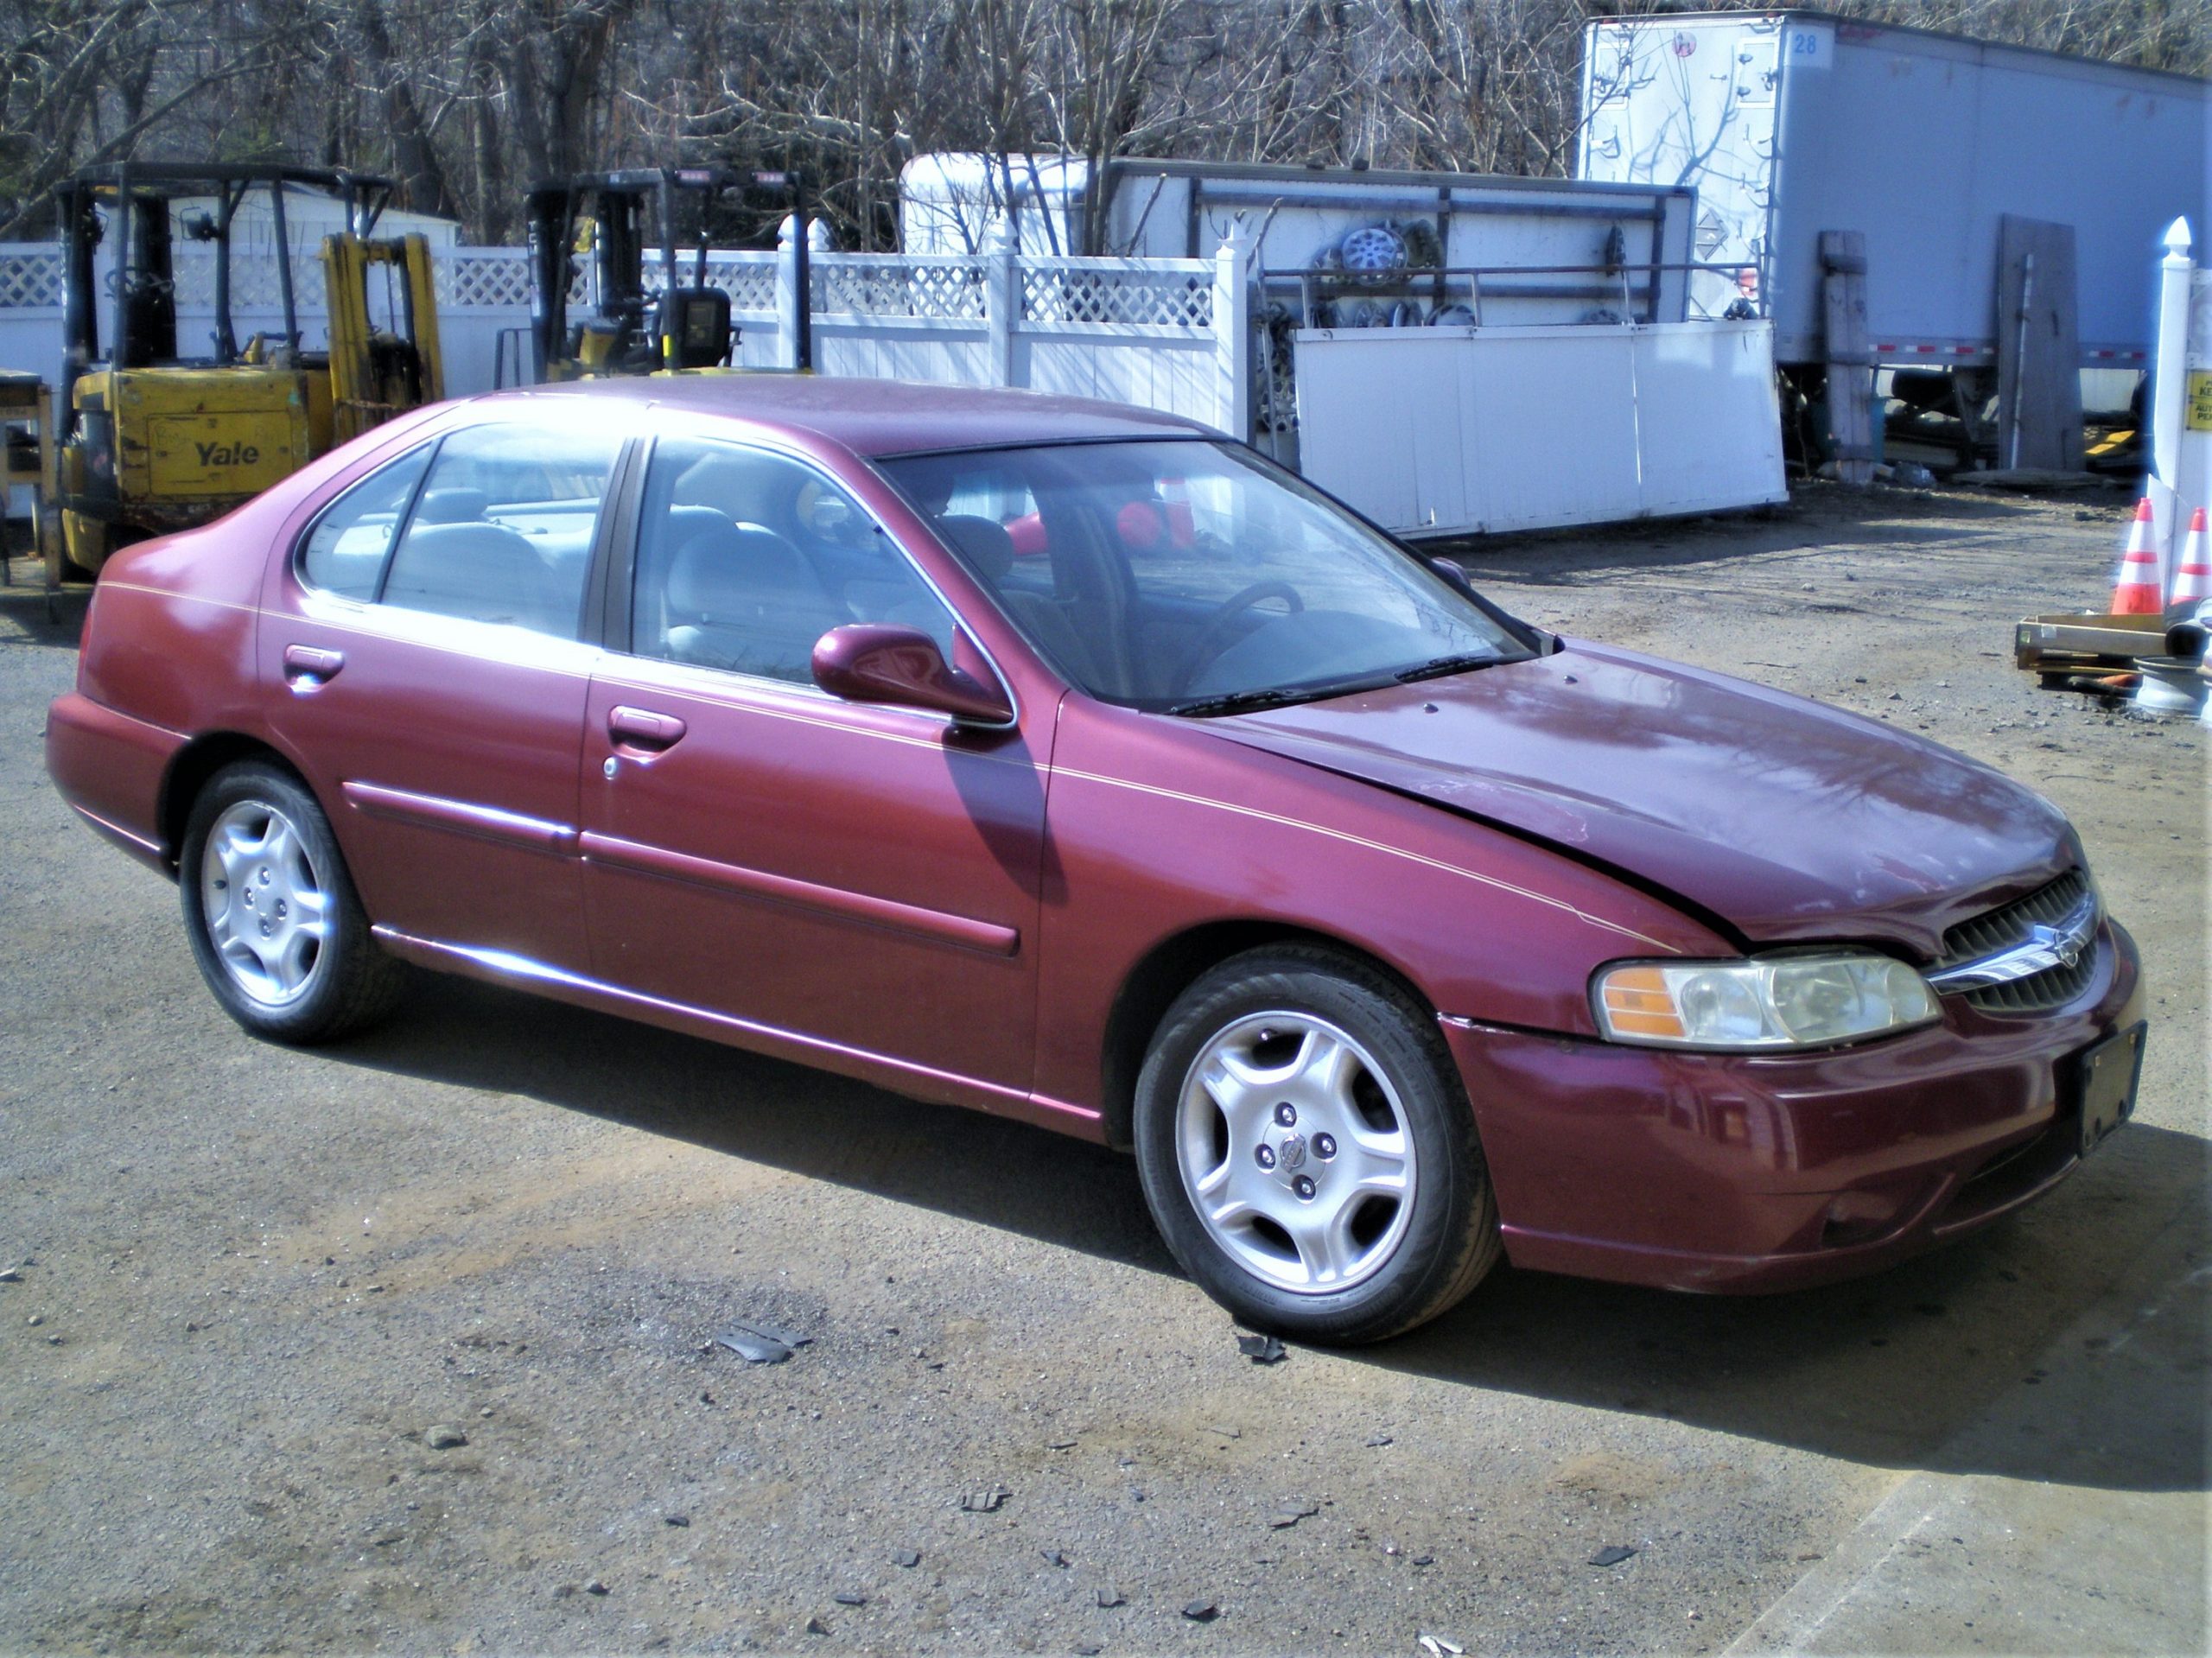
[
  {"left": 179, "top": 761, "right": 407, "bottom": 1044},
  {"left": 1132, "top": 945, "right": 1501, "bottom": 1344}
]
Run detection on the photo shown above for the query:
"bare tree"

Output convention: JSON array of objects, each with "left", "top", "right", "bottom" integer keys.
[{"left": 2, "top": 0, "right": 2202, "bottom": 243}]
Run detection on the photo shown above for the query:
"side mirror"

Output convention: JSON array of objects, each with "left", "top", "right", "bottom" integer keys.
[
  {"left": 1427, "top": 555, "right": 1477, "bottom": 598},
  {"left": 810, "top": 625, "right": 1014, "bottom": 727}
]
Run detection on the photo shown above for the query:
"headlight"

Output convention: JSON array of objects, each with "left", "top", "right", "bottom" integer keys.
[{"left": 1592, "top": 952, "right": 1939, "bottom": 1051}]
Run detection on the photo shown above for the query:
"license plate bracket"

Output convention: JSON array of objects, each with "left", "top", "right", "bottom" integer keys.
[{"left": 2069, "top": 1021, "right": 2145, "bottom": 1159}]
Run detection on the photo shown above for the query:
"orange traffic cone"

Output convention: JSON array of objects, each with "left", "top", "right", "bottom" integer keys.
[
  {"left": 2168, "top": 508, "right": 2210, "bottom": 613},
  {"left": 2110, "top": 499, "right": 2164, "bottom": 615}
]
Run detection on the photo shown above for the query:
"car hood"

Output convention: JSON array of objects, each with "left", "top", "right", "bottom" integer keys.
[{"left": 1207, "top": 644, "right": 2073, "bottom": 961}]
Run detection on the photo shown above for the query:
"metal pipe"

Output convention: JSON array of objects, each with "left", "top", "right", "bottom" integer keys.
[
  {"left": 2006, "top": 251, "right": 2035, "bottom": 469},
  {"left": 212, "top": 182, "right": 238, "bottom": 364},
  {"left": 110, "top": 165, "right": 132, "bottom": 371},
  {"left": 1197, "top": 185, "right": 1679, "bottom": 221},
  {"left": 268, "top": 180, "right": 297, "bottom": 347},
  {"left": 792, "top": 175, "right": 812, "bottom": 372},
  {"left": 658, "top": 173, "right": 680, "bottom": 370}
]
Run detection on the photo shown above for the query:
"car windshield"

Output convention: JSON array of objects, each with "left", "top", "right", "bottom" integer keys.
[{"left": 880, "top": 440, "right": 1534, "bottom": 714}]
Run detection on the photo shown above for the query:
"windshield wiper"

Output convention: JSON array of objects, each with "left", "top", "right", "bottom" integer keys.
[
  {"left": 1160, "top": 671, "right": 1395, "bottom": 717},
  {"left": 1392, "top": 651, "right": 1505, "bottom": 684},
  {"left": 1162, "top": 686, "right": 1329, "bottom": 718}
]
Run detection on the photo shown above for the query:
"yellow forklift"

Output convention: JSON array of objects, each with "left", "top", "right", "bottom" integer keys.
[
  {"left": 48, "top": 162, "right": 443, "bottom": 578},
  {"left": 520, "top": 167, "right": 810, "bottom": 383}
]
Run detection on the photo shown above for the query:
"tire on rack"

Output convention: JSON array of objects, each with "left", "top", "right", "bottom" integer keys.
[
  {"left": 1132, "top": 944, "right": 1502, "bottom": 1344},
  {"left": 178, "top": 759, "right": 409, "bottom": 1044}
]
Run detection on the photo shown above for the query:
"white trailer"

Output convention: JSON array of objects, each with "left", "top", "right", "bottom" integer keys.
[
  {"left": 1577, "top": 11, "right": 2209, "bottom": 370},
  {"left": 901, "top": 155, "right": 1699, "bottom": 329}
]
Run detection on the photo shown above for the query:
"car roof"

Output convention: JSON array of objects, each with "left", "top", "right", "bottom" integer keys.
[{"left": 475, "top": 375, "right": 1219, "bottom": 458}]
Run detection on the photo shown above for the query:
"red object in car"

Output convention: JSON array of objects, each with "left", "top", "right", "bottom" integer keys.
[
  {"left": 46, "top": 377, "right": 2145, "bottom": 1344},
  {"left": 1004, "top": 511, "right": 1048, "bottom": 556}
]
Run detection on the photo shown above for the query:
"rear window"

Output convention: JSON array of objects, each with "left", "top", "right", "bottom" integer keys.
[
  {"left": 296, "top": 423, "right": 624, "bottom": 639},
  {"left": 299, "top": 447, "right": 431, "bottom": 600}
]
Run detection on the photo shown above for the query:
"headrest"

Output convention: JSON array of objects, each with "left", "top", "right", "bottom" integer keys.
[
  {"left": 936, "top": 514, "right": 1015, "bottom": 583},
  {"left": 664, "top": 519, "right": 811, "bottom": 615},
  {"left": 393, "top": 520, "right": 541, "bottom": 574},
  {"left": 415, "top": 486, "right": 487, "bottom": 524},
  {"left": 671, "top": 449, "right": 791, "bottom": 519}
]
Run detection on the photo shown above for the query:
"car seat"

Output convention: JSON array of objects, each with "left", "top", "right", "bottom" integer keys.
[
  {"left": 659, "top": 512, "right": 842, "bottom": 681},
  {"left": 383, "top": 521, "right": 579, "bottom": 635},
  {"left": 935, "top": 513, "right": 1109, "bottom": 689}
]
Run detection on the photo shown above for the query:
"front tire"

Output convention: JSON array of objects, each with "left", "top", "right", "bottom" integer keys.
[
  {"left": 1132, "top": 946, "right": 1501, "bottom": 1344},
  {"left": 179, "top": 761, "right": 407, "bottom": 1044}
]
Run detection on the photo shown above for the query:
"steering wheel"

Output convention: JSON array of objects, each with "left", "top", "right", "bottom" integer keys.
[{"left": 1174, "top": 580, "right": 1305, "bottom": 693}]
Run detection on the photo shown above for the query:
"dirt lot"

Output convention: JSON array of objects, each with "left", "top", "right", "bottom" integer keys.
[{"left": 0, "top": 482, "right": 2202, "bottom": 1656}]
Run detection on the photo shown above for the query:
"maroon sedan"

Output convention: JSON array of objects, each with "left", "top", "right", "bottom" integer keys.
[{"left": 46, "top": 378, "right": 2145, "bottom": 1342}]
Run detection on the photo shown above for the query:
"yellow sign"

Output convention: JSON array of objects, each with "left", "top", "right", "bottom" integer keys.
[
  {"left": 145, "top": 411, "right": 302, "bottom": 495},
  {"left": 2190, "top": 371, "right": 2212, "bottom": 433}
]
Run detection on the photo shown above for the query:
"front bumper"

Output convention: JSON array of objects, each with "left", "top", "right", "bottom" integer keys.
[{"left": 1441, "top": 917, "right": 2143, "bottom": 1293}]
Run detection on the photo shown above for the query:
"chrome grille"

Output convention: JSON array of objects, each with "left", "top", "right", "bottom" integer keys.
[{"left": 1935, "top": 869, "right": 2098, "bottom": 1013}]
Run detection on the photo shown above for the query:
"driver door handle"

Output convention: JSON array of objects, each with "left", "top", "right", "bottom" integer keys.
[{"left": 607, "top": 705, "right": 688, "bottom": 753}]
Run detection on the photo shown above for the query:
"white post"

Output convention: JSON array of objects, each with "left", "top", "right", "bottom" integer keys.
[
  {"left": 984, "top": 221, "right": 1018, "bottom": 389},
  {"left": 1213, "top": 226, "right": 1254, "bottom": 441},
  {"left": 776, "top": 213, "right": 804, "bottom": 372},
  {"left": 2149, "top": 217, "right": 2196, "bottom": 593}
]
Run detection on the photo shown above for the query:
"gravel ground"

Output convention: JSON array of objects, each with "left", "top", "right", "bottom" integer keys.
[{"left": 0, "top": 481, "right": 2202, "bottom": 1656}]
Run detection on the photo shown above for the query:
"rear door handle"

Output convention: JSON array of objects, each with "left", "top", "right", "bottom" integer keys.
[
  {"left": 283, "top": 644, "right": 345, "bottom": 686},
  {"left": 607, "top": 705, "right": 688, "bottom": 753}
]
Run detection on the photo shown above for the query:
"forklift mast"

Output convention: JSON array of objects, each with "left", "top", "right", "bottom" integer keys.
[{"left": 524, "top": 167, "right": 810, "bottom": 382}]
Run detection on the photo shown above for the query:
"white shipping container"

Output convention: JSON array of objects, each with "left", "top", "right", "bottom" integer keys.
[
  {"left": 1578, "top": 11, "right": 2209, "bottom": 366},
  {"left": 1294, "top": 321, "right": 1788, "bottom": 537}
]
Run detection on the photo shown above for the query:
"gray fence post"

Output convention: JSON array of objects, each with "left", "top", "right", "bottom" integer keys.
[
  {"left": 1213, "top": 227, "right": 1253, "bottom": 441},
  {"left": 985, "top": 224, "right": 1018, "bottom": 388}
]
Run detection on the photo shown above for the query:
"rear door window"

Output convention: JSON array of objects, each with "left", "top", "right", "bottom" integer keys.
[
  {"left": 299, "top": 447, "right": 432, "bottom": 600},
  {"left": 378, "top": 424, "right": 623, "bottom": 638}
]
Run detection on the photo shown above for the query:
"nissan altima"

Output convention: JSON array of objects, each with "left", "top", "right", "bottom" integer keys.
[{"left": 46, "top": 378, "right": 2145, "bottom": 1342}]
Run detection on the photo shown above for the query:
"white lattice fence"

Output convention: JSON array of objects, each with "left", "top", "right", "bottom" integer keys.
[
  {"left": 619, "top": 253, "right": 780, "bottom": 313},
  {"left": 700, "top": 254, "right": 779, "bottom": 313},
  {"left": 815, "top": 255, "right": 988, "bottom": 320},
  {"left": 441, "top": 248, "right": 533, "bottom": 309},
  {"left": 0, "top": 244, "right": 64, "bottom": 308},
  {"left": 0, "top": 238, "right": 1249, "bottom": 429},
  {"left": 1021, "top": 258, "right": 1212, "bottom": 327}
]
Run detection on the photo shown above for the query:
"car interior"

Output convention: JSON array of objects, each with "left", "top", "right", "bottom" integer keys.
[
  {"left": 886, "top": 441, "right": 1500, "bottom": 708},
  {"left": 295, "top": 429, "right": 1509, "bottom": 715},
  {"left": 632, "top": 441, "right": 956, "bottom": 684}
]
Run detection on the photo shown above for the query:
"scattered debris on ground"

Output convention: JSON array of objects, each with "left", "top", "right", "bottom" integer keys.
[{"left": 1236, "top": 1332, "right": 1287, "bottom": 1364}]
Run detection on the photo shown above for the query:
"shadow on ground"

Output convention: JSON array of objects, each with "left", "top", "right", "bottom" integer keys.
[
  {"left": 0, "top": 581, "right": 88, "bottom": 645},
  {"left": 340, "top": 972, "right": 2207, "bottom": 1499},
  {"left": 1434, "top": 486, "right": 2066, "bottom": 586}
]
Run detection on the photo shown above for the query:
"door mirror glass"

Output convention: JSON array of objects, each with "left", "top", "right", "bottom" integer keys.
[{"left": 811, "top": 625, "right": 1014, "bottom": 726}]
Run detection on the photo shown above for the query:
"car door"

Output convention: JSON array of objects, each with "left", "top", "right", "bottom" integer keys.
[
  {"left": 258, "top": 417, "right": 628, "bottom": 971},
  {"left": 578, "top": 434, "right": 1048, "bottom": 1097}
]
